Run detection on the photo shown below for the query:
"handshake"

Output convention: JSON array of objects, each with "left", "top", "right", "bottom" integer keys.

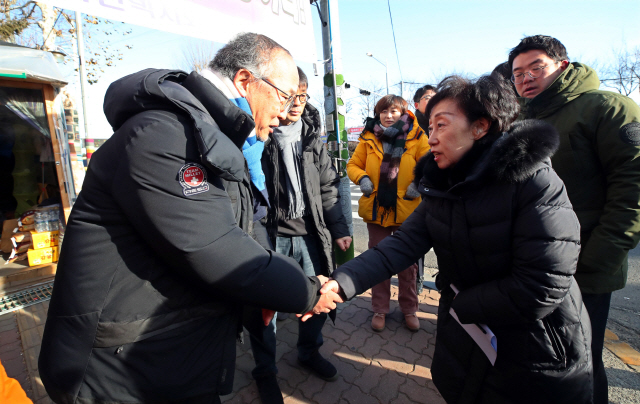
[{"left": 261, "top": 276, "right": 344, "bottom": 325}]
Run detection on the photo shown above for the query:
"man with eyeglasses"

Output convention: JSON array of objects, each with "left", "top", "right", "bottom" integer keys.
[
  {"left": 510, "top": 34, "right": 640, "bottom": 404},
  {"left": 413, "top": 85, "right": 437, "bottom": 134},
  {"left": 244, "top": 67, "right": 352, "bottom": 403},
  {"left": 38, "top": 33, "right": 342, "bottom": 404}
]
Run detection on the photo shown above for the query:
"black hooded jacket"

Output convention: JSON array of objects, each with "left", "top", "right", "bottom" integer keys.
[
  {"left": 332, "top": 120, "right": 593, "bottom": 404},
  {"left": 39, "top": 69, "right": 321, "bottom": 404},
  {"left": 261, "top": 103, "right": 350, "bottom": 274}
]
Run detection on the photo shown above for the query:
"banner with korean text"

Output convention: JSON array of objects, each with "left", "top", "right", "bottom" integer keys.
[{"left": 39, "top": 0, "right": 317, "bottom": 62}]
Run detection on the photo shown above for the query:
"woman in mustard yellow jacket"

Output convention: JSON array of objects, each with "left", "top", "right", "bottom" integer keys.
[{"left": 347, "top": 95, "right": 430, "bottom": 332}]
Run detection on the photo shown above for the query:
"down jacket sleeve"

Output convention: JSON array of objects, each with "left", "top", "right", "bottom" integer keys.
[
  {"left": 332, "top": 201, "right": 433, "bottom": 298},
  {"left": 111, "top": 117, "right": 318, "bottom": 314},
  {"left": 451, "top": 165, "right": 581, "bottom": 325},
  {"left": 346, "top": 140, "right": 370, "bottom": 185}
]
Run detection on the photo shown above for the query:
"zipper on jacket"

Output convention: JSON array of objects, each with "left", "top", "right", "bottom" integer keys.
[{"left": 542, "top": 317, "right": 567, "bottom": 366}]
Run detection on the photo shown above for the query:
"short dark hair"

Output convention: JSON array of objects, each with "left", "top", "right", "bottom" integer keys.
[
  {"left": 209, "top": 32, "right": 290, "bottom": 81},
  {"left": 491, "top": 61, "right": 517, "bottom": 95},
  {"left": 413, "top": 85, "right": 437, "bottom": 103},
  {"left": 508, "top": 35, "right": 568, "bottom": 71},
  {"left": 425, "top": 75, "right": 519, "bottom": 135},
  {"left": 374, "top": 95, "right": 408, "bottom": 117},
  {"left": 297, "top": 67, "right": 308, "bottom": 88}
]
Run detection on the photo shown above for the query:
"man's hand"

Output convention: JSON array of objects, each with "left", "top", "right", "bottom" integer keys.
[
  {"left": 335, "top": 236, "right": 352, "bottom": 252},
  {"left": 298, "top": 280, "right": 344, "bottom": 322},
  {"left": 316, "top": 275, "right": 329, "bottom": 285},
  {"left": 320, "top": 279, "right": 341, "bottom": 296}
]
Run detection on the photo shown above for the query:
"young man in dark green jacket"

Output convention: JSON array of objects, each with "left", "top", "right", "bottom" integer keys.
[{"left": 509, "top": 35, "right": 640, "bottom": 404}]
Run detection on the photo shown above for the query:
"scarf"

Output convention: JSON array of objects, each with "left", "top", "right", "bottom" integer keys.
[
  {"left": 200, "top": 69, "right": 265, "bottom": 192},
  {"left": 272, "top": 119, "right": 306, "bottom": 219},
  {"left": 373, "top": 114, "right": 412, "bottom": 214}
]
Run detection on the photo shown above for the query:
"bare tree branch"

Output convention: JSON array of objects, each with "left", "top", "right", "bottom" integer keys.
[{"left": 178, "top": 39, "right": 217, "bottom": 73}]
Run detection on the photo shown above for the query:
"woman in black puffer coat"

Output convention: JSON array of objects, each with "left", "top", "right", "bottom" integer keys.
[{"left": 322, "top": 74, "right": 593, "bottom": 403}]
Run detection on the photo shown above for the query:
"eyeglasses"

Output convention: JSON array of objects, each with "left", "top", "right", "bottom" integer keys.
[
  {"left": 419, "top": 94, "right": 433, "bottom": 102},
  {"left": 511, "top": 65, "right": 549, "bottom": 84},
  {"left": 259, "top": 77, "right": 295, "bottom": 113},
  {"left": 294, "top": 93, "right": 310, "bottom": 103}
]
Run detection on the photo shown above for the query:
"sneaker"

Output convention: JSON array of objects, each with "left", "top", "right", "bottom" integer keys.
[
  {"left": 255, "top": 374, "right": 284, "bottom": 404},
  {"left": 298, "top": 352, "right": 338, "bottom": 381},
  {"left": 371, "top": 313, "right": 385, "bottom": 332},
  {"left": 404, "top": 313, "right": 420, "bottom": 332}
]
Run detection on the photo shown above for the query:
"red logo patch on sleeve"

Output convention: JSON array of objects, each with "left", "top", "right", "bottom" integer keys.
[{"left": 178, "top": 163, "right": 210, "bottom": 196}]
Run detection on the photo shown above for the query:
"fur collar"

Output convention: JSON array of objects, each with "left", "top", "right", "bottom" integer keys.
[{"left": 414, "top": 119, "right": 559, "bottom": 191}]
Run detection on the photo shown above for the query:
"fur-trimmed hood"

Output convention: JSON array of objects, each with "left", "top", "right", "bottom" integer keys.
[{"left": 414, "top": 119, "right": 560, "bottom": 192}]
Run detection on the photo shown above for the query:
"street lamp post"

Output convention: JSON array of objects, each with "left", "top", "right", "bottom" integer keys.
[{"left": 366, "top": 52, "right": 389, "bottom": 95}]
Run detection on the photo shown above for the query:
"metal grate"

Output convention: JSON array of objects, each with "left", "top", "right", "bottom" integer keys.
[{"left": 0, "top": 281, "right": 54, "bottom": 315}]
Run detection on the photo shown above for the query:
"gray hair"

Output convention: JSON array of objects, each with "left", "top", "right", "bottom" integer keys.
[{"left": 209, "top": 32, "right": 290, "bottom": 81}]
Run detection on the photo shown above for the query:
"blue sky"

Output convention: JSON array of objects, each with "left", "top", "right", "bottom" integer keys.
[{"left": 59, "top": 0, "right": 640, "bottom": 137}]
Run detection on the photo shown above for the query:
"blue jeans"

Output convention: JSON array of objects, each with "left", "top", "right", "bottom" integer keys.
[{"left": 245, "top": 235, "right": 327, "bottom": 379}]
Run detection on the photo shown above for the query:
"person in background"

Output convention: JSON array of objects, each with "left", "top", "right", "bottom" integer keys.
[
  {"left": 322, "top": 74, "right": 593, "bottom": 404},
  {"left": 413, "top": 85, "right": 437, "bottom": 133},
  {"left": 347, "top": 94, "right": 429, "bottom": 332},
  {"left": 38, "top": 33, "right": 340, "bottom": 404},
  {"left": 509, "top": 34, "right": 640, "bottom": 404},
  {"left": 244, "top": 67, "right": 351, "bottom": 404}
]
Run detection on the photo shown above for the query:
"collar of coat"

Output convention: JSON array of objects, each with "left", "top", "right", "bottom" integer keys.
[
  {"left": 104, "top": 68, "right": 254, "bottom": 183},
  {"left": 520, "top": 62, "right": 600, "bottom": 119},
  {"left": 414, "top": 119, "right": 560, "bottom": 195}
]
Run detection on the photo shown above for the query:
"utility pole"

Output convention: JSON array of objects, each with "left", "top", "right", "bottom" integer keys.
[
  {"left": 320, "top": 0, "right": 354, "bottom": 264},
  {"left": 75, "top": 11, "right": 89, "bottom": 167}
]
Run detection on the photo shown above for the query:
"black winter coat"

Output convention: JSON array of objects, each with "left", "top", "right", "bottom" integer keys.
[
  {"left": 261, "top": 103, "right": 350, "bottom": 275},
  {"left": 39, "top": 69, "right": 321, "bottom": 404},
  {"left": 332, "top": 120, "right": 593, "bottom": 404}
]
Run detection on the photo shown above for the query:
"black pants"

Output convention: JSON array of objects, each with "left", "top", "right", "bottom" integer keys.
[{"left": 582, "top": 292, "right": 612, "bottom": 404}]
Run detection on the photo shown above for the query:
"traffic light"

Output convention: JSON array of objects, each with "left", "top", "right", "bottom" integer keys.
[
  {"left": 345, "top": 82, "right": 351, "bottom": 89},
  {"left": 359, "top": 89, "right": 370, "bottom": 96}
]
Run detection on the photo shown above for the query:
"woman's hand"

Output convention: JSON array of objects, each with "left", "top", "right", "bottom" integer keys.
[
  {"left": 359, "top": 177, "right": 374, "bottom": 197},
  {"left": 298, "top": 285, "right": 344, "bottom": 322}
]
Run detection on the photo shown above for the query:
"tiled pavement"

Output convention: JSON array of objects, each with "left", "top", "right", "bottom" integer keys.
[
  {"left": 3, "top": 282, "right": 639, "bottom": 403},
  {"left": 0, "top": 301, "right": 50, "bottom": 404},
  {"left": 0, "top": 283, "right": 445, "bottom": 404},
  {"left": 223, "top": 287, "right": 445, "bottom": 404}
]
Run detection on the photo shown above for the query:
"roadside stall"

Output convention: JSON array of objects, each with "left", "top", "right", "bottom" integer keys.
[{"left": 0, "top": 41, "right": 78, "bottom": 297}]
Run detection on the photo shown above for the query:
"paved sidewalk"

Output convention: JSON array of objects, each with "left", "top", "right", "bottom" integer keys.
[
  {"left": 1, "top": 280, "right": 639, "bottom": 403},
  {"left": 223, "top": 286, "right": 445, "bottom": 404}
]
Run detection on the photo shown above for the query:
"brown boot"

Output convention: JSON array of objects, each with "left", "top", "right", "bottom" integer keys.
[
  {"left": 404, "top": 313, "right": 420, "bottom": 332},
  {"left": 371, "top": 313, "right": 385, "bottom": 332}
]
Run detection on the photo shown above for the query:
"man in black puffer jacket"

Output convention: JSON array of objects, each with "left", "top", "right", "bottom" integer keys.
[{"left": 38, "top": 34, "right": 340, "bottom": 404}]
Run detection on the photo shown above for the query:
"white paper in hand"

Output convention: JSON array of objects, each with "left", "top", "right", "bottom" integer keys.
[{"left": 449, "top": 284, "right": 497, "bottom": 366}]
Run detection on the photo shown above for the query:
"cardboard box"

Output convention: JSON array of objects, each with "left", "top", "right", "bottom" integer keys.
[
  {"left": 1, "top": 219, "right": 19, "bottom": 253},
  {"left": 27, "top": 246, "right": 58, "bottom": 266},
  {"left": 30, "top": 231, "right": 59, "bottom": 249}
]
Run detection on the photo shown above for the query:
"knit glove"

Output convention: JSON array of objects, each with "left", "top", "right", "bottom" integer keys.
[
  {"left": 359, "top": 176, "right": 374, "bottom": 197},
  {"left": 405, "top": 182, "right": 420, "bottom": 199}
]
